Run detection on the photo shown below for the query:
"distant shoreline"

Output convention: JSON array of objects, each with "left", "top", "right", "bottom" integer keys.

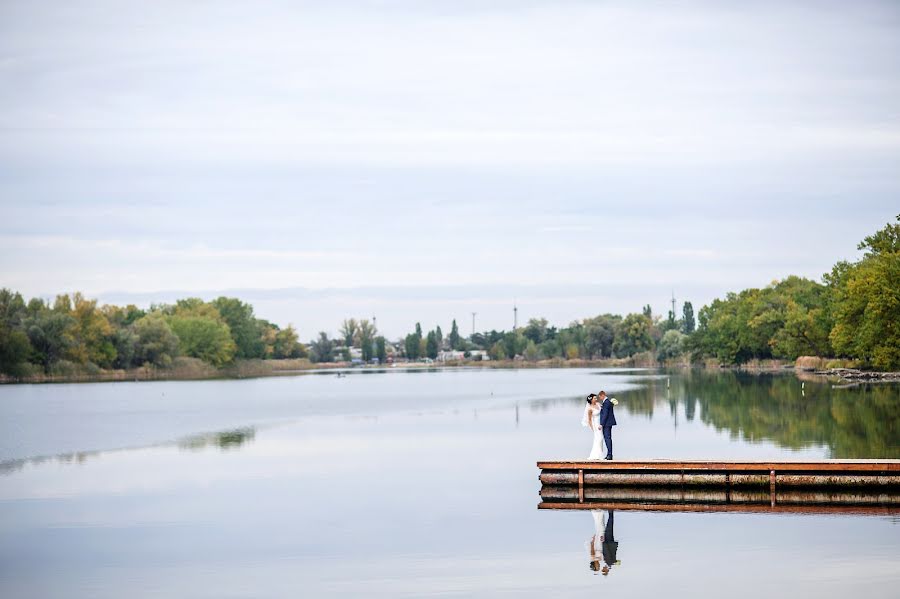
[{"left": 3, "top": 355, "right": 896, "bottom": 385}]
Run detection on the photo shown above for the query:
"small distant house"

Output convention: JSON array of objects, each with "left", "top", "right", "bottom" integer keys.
[{"left": 437, "top": 350, "right": 466, "bottom": 362}]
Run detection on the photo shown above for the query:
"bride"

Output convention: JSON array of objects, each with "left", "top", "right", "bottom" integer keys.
[{"left": 582, "top": 394, "right": 604, "bottom": 459}]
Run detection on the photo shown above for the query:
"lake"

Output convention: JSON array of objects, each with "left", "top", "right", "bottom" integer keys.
[{"left": 1, "top": 368, "right": 898, "bottom": 597}]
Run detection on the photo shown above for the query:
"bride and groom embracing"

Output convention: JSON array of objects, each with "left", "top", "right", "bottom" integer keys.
[{"left": 582, "top": 391, "right": 617, "bottom": 460}]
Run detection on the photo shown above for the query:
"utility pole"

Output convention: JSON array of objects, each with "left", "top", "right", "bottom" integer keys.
[
  {"left": 513, "top": 300, "right": 518, "bottom": 331},
  {"left": 471, "top": 312, "right": 477, "bottom": 337},
  {"left": 671, "top": 290, "right": 676, "bottom": 319}
]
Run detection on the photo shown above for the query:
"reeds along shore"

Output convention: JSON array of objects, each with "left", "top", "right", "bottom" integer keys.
[{"left": 3, "top": 352, "right": 896, "bottom": 385}]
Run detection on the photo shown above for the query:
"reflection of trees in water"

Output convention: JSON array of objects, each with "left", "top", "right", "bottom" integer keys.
[
  {"left": 616, "top": 371, "right": 899, "bottom": 459},
  {"left": 0, "top": 427, "right": 259, "bottom": 475},
  {"left": 178, "top": 427, "right": 256, "bottom": 451}
]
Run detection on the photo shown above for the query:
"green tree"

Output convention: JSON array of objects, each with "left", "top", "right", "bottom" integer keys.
[
  {"left": 111, "top": 327, "right": 139, "bottom": 369},
  {"left": 212, "top": 297, "right": 266, "bottom": 359},
  {"left": 0, "top": 326, "right": 32, "bottom": 376},
  {"left": 425, "top": 330, "right": 439, "bottom": 359},
  {"left": 657, "top": 329, "right": 687, "bottom": 361},
  {"left": 376, "top": 336, "right": 387, "bottom": 363},
  {"left": 274, "top": 325, "right": 305, "bottom": 359},
  {"left": 0, "top": 289, "right": 27, "bottom": 329},
  {"left": 309, "top": 332, "right": 334, "bottom": 363},
  {"left": 167, "top": 316, "right": 236, "bottom": 367},
  {"left": 502, "top": 331, "right": 527, "bottom": 359},
  {"left": 523, "top": 317, "right": 549, "bottom": 344},
  {"left": 132, "top": 314, "right": 180, "bottom": 367},
  {"left": 340, "top": 319, "right": 359, "bottom": 347},
  {"left": 583, "top": 314, "right": 620, "bottom": 358},
  {"left": 132, "top": 312, "right": 178, "bottom": 368},
  {"left": 828, "top": 215, "right": 900, "bottom": 369},
  {"left": 682, "top": 301, "right": 696, "bottom": 334},
  {"left": 448, "top": 319, "right": 461, "bottom": 350},
  {"left": 404, "top": 333, "right": 420, "bottom": 360},
  {"left": 358, "top": 319, "right": 377, "bottom": 362},
  {"left": 613, "top": 313, "right": 654, "bottom": 357},
  {"left": 24, "top": 309, "right": 76, "bottom": 369},
  {"left": 68, "top": 293, "right": 116, "bottom": 367}
]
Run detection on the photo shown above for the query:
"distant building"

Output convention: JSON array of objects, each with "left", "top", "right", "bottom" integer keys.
[{"left": 437, "top": 350, "right": 465, "bottom": 362}]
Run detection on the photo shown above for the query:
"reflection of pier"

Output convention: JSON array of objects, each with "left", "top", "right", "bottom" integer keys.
[
  {"left": 540, "top": 485, "right": 900, "bottom": 516},
  {"left": 538, "top": 460, "right": 900, "bottom": 514}
]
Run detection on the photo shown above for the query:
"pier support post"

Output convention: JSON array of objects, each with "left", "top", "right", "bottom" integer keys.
[
  {"left": 770, "top": 470, "right": 776, "bottom": 506},
  {"left": 578, "top": 469, "right": 584, "bottom": 503}
]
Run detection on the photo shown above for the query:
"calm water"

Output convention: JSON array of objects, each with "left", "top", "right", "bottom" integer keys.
[{"left": 1, "top": 368, "right": 898, "bottom": 597}]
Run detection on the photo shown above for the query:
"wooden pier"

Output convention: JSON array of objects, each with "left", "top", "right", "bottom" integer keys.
[{"left": 538, "top": 459, "right": 900, "bottom": 512}]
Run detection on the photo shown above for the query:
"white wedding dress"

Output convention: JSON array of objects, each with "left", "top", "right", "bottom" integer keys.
[{"left": 583, "top": 403, "right": 605, "bottom": 459}]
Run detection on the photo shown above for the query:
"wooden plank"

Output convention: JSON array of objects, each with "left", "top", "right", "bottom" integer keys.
[
  {"left": 537, "top": 501, "right": 900, "bottom": 516},
  {"left": 537, "top": 459, "right": 900, "bottom": 473}
]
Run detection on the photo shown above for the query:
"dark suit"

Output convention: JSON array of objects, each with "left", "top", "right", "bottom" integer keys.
[
  {"left": 599, "top": 397, "right": 616, "bottom": 459},
  {"left": 602, "top": 510, "right": 618, "bottom": 566}
]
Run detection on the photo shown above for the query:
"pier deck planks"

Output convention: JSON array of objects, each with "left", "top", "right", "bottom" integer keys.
[{"left": 538, "top": 459, "right": 900, "bottom": 473}]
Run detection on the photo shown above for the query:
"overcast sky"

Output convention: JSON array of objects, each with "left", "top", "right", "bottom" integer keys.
[{"left": 1, "top": 1, "right": 898, "bottom": 338}]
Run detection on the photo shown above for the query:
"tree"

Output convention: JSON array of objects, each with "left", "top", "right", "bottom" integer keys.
[
  {"left": 613, "top": 313, "right": 654, "bottom": 357},
  {"left": 24, "top": 309, "right": 75, "bottom": 369},
  {"left": 0, "top": 289, "right": 32, "bottom": 375},
  {"left": 111, "top": 327, "right": 139, "bottom": 369},
  {"left": 274, "top": 325, "right": 305, "bottom": 359},
  {"left": 340, "top": 319, "right": 359, "bottom": 347},
  {"left": 657, "top": 330, "right": 687, "bottom": 362},
  {"left": 682, "top": 301, "right": 696, "bottom": 334},
  {"left": 523, "top": 318, "right": 549, "bottom": 344},
  {"left": 376, "top": 336, "right": 387, "bottom": 363},
  {"left": 358, "top": 319, "right": 377, "bottom": 362},
  {"left": 426, "top": 330, "right": 439, "bottom": 359},
  {"left": 828, "top": 215, "right": 900, "bottom": 369},
  {"left": 489, "top": 341, "right": 507, "bottom": 360},
  {"left": 435, "top": 325, "right": 443, "bottom": 350},
  {"left": 524, "top": 340, "right": 540, "bottom": 361},
  {"left": 167, "top": 316, "right": 236, "bottom": 367},
  {"left": 502, "top": 331, "right": 527, "bottom": 359},
  {"left": 68, "top": 293, "right": 115, "bottom": 367},
  {"left": 0, "top": 326, "right": 32, "bottom": 376},
  {"left": 583, "top": 314, "right": 619, "bottom": 358},
  {"left": 448, "top": 319, "right": 461, "bottom": 350},
  {"left": 309, "top": 332, "right": 334, "bottom": 363},
  {"left": 404, "top": 333, "right": 420, "bottom": 360},
  {"left": 0, "top": 289, "right": 27, "bottom": 329},
  {"left": 642, "top": 304, "right": 653, "bottom": 318},
  {"left": 132, "top": 314, "right": 180, "bottom": 367},
  {"left": 663, "top": 309, "right": 678, "bottom": 333},
  {"left": 212, "top": 297, "right": 266, "bottom": 359}
]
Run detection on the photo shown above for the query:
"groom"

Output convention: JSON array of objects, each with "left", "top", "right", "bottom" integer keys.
[{"left": 598, "top": 391, "right": 616, "bottom": 460}]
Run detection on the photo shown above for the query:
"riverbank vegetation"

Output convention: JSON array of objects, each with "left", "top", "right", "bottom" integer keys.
[
  {"left": 0, "top": 295, "right": 307, "bottom": 380},
  {"left": 1, "top": 216, "right": 897, "bottom": 381}
]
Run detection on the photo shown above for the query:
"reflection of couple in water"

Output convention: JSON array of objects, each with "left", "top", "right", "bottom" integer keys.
[
  {"left": 582, "top": 391, "right": 618, "bottom": 460},
  {"left": 588, "top": 510, "right": 619, "bottom": 575}
]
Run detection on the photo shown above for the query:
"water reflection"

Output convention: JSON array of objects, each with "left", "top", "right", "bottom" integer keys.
[
  {"left": 178, "top": 427, "right": 256, "bottom": 451},
  {"left": 588, "top": 509, "right": 619, "bottom": 575},
  {"left": 0, "top": 426, "right": 257, "bottom": 476},
  {"left": 541, "top": 485, "right": 900, "bottom": 516},
  {"left": 530, "top": 371, "right": 900, "bottom": 458}
]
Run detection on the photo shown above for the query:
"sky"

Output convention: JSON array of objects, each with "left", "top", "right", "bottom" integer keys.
[{"left": 1, "top": 1, "right": 898, "bottom": 338}]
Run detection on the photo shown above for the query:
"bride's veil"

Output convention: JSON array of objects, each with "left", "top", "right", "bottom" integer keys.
[{"left": 581, "top": 398, "right": 592, "bottom": 428}]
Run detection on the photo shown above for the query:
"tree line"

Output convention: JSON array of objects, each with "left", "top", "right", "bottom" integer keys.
[
  {"left": 0, "top": 294, "right": 306, "bottom": 377},
  {"left": 376, "top": 215, "right": 899, "bottom": 370},
  {"left": 1, "top": 216, "right": 897, "bottom": 377}
]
